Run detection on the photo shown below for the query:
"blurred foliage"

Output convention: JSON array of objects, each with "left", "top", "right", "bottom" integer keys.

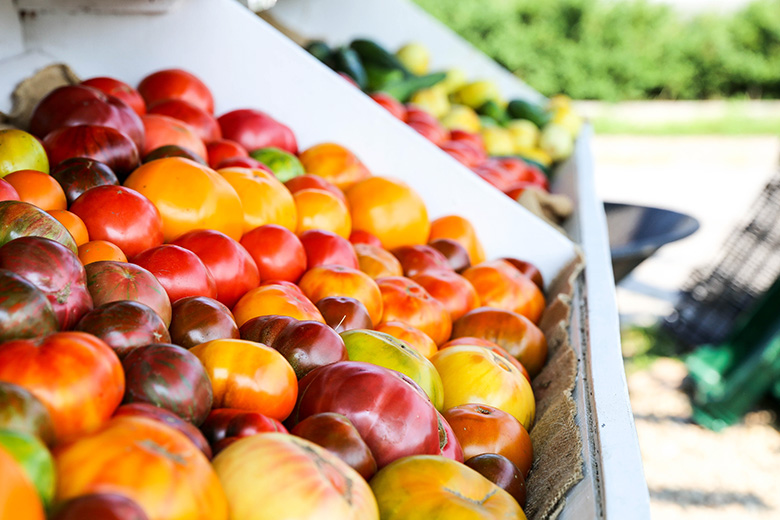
[{"left": 413, "top": 0, "right": 780, "bottom": 100}]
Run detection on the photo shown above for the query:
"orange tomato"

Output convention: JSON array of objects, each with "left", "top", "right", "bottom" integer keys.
[
  {"left": 346, "top": 177, "right": 430, "bottom": 251},
  {"left": 370, "top": 455, "right": 524, "bottom": 519},
  {"left": 452, "top": 307, "right": 547, "bottom": 378},
  {"left": 190, "top": 339, "right": 297, "bottom": 421},
  {"left": 294, "top": 188, "right": 351, "bottom": 238},
  {"left": 218, "top": 167, "right": 296, "bottom": 233},
  {"left": 213, "top": 433, "right": 379, "bottom": 520},
  {"left": 54, "top": 415, "right": 227, "bottom": 520},
  {"left": 298, "top": 143, "right": 371, "bottom": 190},
  {"left": 3, "top": 170, "right": 66, "bottom": 211},
  {"left": 298, "top": 265, "right": 383, "bottom": 326},
  {"left": 355, "top": 243, "right": 403, "bottom": 279},
  {"left": 0, "top": 445, "right": 45, "bottom": 520},
  {"left": 232, "top": 282, "right": 324, "bottom": 327},
  {"left": 411, "top": 269, "right": 480, "bottom": 322},
  {"left": 374, "top": 321, "right": 437, "bottom": 359},
  {"left": 431, "top": 346, "right": 535, "bottom": 429},
  {"left": 462, "top": 260, "right": 545, "bottom": 323},
  {"left": 428, "top": 215, "right": 486, "bottom": 265},
  {"left": 48, "top": 210, "right": 89, "bottom": 246},
  {"left": 124, "top": 157, "right": 244, "bottom": 242},
  {"left": 77, "top": 240, "right": 127, "bottom": 265},
  {"left": 377, "top": 276, "right": 451, "bottom": 346},
  {"left": 141, "top": 113, "right": 207, "bottom": 159},
  {"left": 0, "top": 332, "right": 125, "bottom": 444},
  {"left": 443, "top": 404, "right": 533, "bottom": 478}
]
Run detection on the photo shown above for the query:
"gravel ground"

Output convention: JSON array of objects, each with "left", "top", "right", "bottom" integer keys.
[{"left": 627, "top": 358, "right": 780, "bottom": 519}]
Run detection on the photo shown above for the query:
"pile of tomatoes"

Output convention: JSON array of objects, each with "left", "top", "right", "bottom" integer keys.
[{"left": 0, "top": 68, "right": 549, "bottom": 520}]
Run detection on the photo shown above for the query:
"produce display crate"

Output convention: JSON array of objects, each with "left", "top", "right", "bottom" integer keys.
[{"left": 0, "top": 0, "right": 648, "bottom": 518}]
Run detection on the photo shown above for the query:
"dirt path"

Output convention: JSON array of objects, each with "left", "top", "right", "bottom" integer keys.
[{"left": 628, "top": 358, "right": 780, "bottom": 519}]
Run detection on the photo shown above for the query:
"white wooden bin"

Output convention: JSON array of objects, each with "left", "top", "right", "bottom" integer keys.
[{"left": 0, "top": 0, "right": 649, "bottom": 517}]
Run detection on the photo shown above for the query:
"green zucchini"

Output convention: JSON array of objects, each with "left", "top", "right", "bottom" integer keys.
[
  {"left": 378, "top": 72, "right": 447, "bottom": 102},
  {"left": 477, "top": 100, "right": 510, "bottom": 126},
  {"left": 350, "top": 39, "right": 412, "bottom": 78},
  {"left": 507, "top": 99, "right": 551, "bottom": 128},
  {"left": 333, "top": 46, "right": 368, "bottom": 90},
  {"left": 365, "top": 65, "right": 406, "bottom": 93},
  {"left": 305, "top": 40, "right": 336, "bottom": 69}
]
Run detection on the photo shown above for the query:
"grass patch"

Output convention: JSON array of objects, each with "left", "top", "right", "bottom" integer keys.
[
  {"left": 593, "top": 114, "right": 780, "bottom": 135},
  {"left": 621, "top": 324, "right": 681, "bottom": 374}
]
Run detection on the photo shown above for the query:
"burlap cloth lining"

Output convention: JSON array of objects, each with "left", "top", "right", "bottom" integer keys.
[
  {"left": 525, "top": 250, "right": 586, "bottom": 519},
  {"left": 0, "top": 63, "right": 81, "bottom": 131}
]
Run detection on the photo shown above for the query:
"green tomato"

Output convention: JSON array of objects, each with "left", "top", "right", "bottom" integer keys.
[
  {"left": 0, "top": 430, "right": 55, "bottom": 508},
  {"left": 249, "top": 147, "right": 304, "bottom": 183},
  {"left": 341, "top": 329, "right": 444, "bottom": 411},
  {"left": 0, "top": 129, "right": 49, "bottom": 178}
]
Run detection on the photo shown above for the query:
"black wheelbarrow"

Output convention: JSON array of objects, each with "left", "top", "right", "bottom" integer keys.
[{"left": 604, "top": 202, "right": 700, "bottom": 283}]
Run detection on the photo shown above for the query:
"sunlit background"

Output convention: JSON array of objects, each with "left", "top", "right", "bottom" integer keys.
[{"left": 413, "top": 0, "right": 780, "bottom": 518}]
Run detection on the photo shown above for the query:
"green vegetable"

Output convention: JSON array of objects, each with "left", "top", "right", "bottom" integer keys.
[
  {"left": 350, "top": 39, "right": 412, "bottom": 78},
  {"left": 365, "top": 65, "right": 406, "bottom": 92},
  {"left": 305, "top": 40, "right": 335, "bottom": 69},
  {"left": 476, "top": 100, "right": 510, "bottom": 126},
  {"left": 514, "top": 154, "right": 551, "bottom": 177},
  {"left": 507, "top": 99, "right": 551, "bottom": 128},
  {"left": 249, "top": 147, "right": 305, "bottom": 183},
  {"left": 378, "top": 72, "right": 447, "bottom": 102},
  {"left": 333, "top": 46, "right": 368, "bottom": 89}
]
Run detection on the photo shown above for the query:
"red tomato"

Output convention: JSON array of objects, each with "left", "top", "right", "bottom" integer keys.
[
  {"left": 81, "top": 76, "right": 146, "bottom": 116},
  {"left": 137, "top": 69, "right": 214, "bottom": 114},
  {"left": 215, "top": 156, "right": 272, "bottom": 172},
  {"left": 449, "top": 129, "right": 486, "bottom": 153},
  {"left": 172, "top": 229, "right": 260, "bottom": 309},
  {"left": 406, "top": 119, "right": 448, "bottom": 146},
  {"left": 411, "top": 269, "right": 480, "bottom": 322},
  {"left": 0, "top": 332, "right": 124, "bottom": 444},
  {"left": 147, "top": 99, "right": 221, "bottom": 143},
  {"left": 284, "top": 174, "right": 347, "bottom": 205},
  {"left": 299, "top": 229, "right": 359, "bottom": 270},
  {"left": 132, "top": 244, "right": 217, "bottom": 303},
  {"left": 30, "top": 85, "right": 144, "bottom": 152},
  {"left": 49, "top": 493, "right": 150, "bottom": 520},
  {"left": 141, "top": 114, "right": 207, "bottom": 160},
  {"left": 240, "top": 224, "right": 307, "bottom": 283},
  {"left": 443, "top": 403, "right": 533, "bottom": 478},
  {"left": 43, "top": 125, "right": 140, "bottom": 180},
  {"left": 206, "top": 139, "right": 248, "bottom": 169},
  {"left": 440, "top": 140, "right": 486, "bottom": 168},
  {"left": 217, "top": 109, "right": 298, "bottom": 154},
  {"left": 376, "top": 276, "right": 452, "bottom": 346},
  {"left": 70, "top": 185, "right": 164, "bottom": 259},
  {"left": 391, "top": 244, "right": 452, "bottom": 277},
  {"left": 349, "top": 229, "right": 382, "bottom": 248},
  {"left": 0, "top": 178, "right": 20, "bottom": 201},
  {"left": 291, "top": 361, "right": 440, "bottom": 469},
  {"left": 370, "top": 92, "right": 407, "bottom": 120},
  {"left": 488, "top": 157, "right": 549, "bottom": 191}
]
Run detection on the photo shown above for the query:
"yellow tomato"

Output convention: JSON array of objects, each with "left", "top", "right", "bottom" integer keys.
[
  {"left": 293, "top": 188, "right": 351, "bottom": 238},
  {"left": 124, "top": 157, "right": 244, "bottom": 242},
  {"left": 440, "top": 105, "right": 482, "bottom": 133},
  {"left": 409, "top": 86, "right": 450, "bottom": 119},
  {"left": 452, "top": 81, "right": 502, "bottom": 110},
  {"left": 218, "top": 167, "right": 296, "bottom": 233},
  {"left": 396, "top": 42, "right": 430, "bottom": 75},
  {"left": 480, "top": 127, "right": 515, "bottom": 156},
  {"left": 0, "top": 129, "right": 49, "bottom": 178},
  {"left": 370, "top": 455, "right": 525, "bottom": 520},
  {"left": 431, "top": 345, "right": 535, "bottom": 430},
  {"left": 214, "top": 434, "right": 379, "bottom": 520}
]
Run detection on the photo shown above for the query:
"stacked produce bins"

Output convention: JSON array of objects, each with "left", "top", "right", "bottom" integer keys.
[{"left": 0, "top": 0, "right": 649, "bottom": 517}]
